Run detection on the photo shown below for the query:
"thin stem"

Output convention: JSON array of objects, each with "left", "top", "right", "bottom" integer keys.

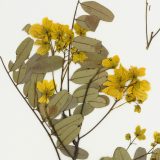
[
  {"left": 133, "top": 146, "right": 155, "bottom": 160},
  {"left": 145, "top": 0, "right": 160, "bottom": 49},
  {"left": 67, "top": 0, "right": 80, "bottom": 93},
  {"left": 0, "top": 56, "right": 61, "bottom": 160},
  {"left": 126, "top": 136, "right": 137, "bottom": 150},
  {"left": 60, "top": 52, "right": 66, "bottom": 91},
  {"left": 44, "top": 107, "right": 73, "bottom": 159},
  {"left": 80, "top": 100, "right": 119, "bottom": 139},
  {"left": 73, "top": 68, "right": 101, "bottom": 159},
  {"left": 112, "top": 101, "right": 128, "bottom": 110}
]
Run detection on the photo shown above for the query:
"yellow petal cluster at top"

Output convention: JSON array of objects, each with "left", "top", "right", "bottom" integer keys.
[
  {"left": 74, "top": 23, "right": 88, "bottom": 36},
  {"left": 101, "top": 55, "right": 150, "bottom": 103},
  {"left": 37, "top": 80, "right": 55, "bottom": 104},
  {"left": 134, "top": 125, "right": 146, "bottom": 140},
  {"left": 71, "top": 47, "right": 88, "bottom": 63},
  {"left": 29, "top": 17, "right": 74, "bottom": 55},
  {"left": 154, "top": 132, "right": 160, "bottom": 144}
]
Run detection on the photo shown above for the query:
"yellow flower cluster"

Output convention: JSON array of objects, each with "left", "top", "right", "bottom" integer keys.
[
  {"left": 154, "top": 132, "right": 160, "bottom": 144},
  {"left": 29, "top": 17, "right": 74, "bottom": 55},
  {"left": 101, "top": 55, "right": 150, "bottom": 103},
  {"left": 71, "top": 47, "right": 88, "bottom": 63},
  {"left": 74, "top": 23, "right": 88, "bottom": 36},
  {"left": 134, "top": 125, "right": 146, "bottom": 140},
  {"left": 37, "top": 80, "right": 55, "bottom": 104}
]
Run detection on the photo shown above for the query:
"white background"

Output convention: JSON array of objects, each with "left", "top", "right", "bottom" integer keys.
[{"left": 0, "top": 0, "right": 160, "bottom": 159}]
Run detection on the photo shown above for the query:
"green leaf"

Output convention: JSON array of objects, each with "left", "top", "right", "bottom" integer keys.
[
  {"left": 13, "top": 63, "right": 26, "bottom": 84},
  {"left": 88, "top": 95, "right": 109, "bottom": 108},
  {"left": 10, "top": 37, "right": 34, "bottom": 71},
  {"left": 113, "top": 147, "right": 132, "bottom": 160},
  {"left": 59, "top": 145, "right": 89, "bottom": 159},
  {"left": 31, "top": 56, "right": 63, "bottom": 74},
  {"left": 81, "top": 1, "right": 114, "bottom": 22},
  {"left": 76, "top": 15, "right": 100, "bottom": 31},
  {"left": 74, "top": 103, "right": 94, "bottom": 116},
  {"left": 47, "top": 90, "right": 74, "bottom": 118},
  {"left": 151, "top": 148, "right": 160, "bottom": 160},
  {"left": 72, "top": 36, "right": 102, "bottom": 53},
  {"left": 55, "top": 115, "right": 83, "bottom": 146},
  {"left": 71, "top": 68, "right": 98, "bottom": 84},
  {"left": 22, "top": 24, "right": 31, "bottom": 33},
  {"left": 73, "top": 87, "right": 98, "bottom": 103},
  {"left": 134, "top": 147, "right": 147, "bottom": 160}
]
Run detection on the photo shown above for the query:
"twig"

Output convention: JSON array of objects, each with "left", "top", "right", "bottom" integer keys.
[
  {"left": 133, "top": 146, "right": 155, "bottom": 160},
  {"left": 145, "top": 0, "right": 160, "bottom": 49},
  {"left": 0, "top": 56, "right": 61, "bottom": 160},
  {"left": 79, "top": 100, "right": 119, "bottom": 139},
  {"left": 73, "top": 68, "right": 101, "bottom": 159},
  {"left": 126, "top": 136, "right": 137, "bottom": 150}
]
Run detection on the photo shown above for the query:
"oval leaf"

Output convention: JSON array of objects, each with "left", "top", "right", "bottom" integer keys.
[
  {"left": 71, "top": 68, "right": 98, "bottom": 84},
  {"left": 134, "top": 147, "right": 147, "bottom": 160},
  {"left": 88, "top": 95, "right": 109, "bottom": 108},
  {"left": 74, "top": 103, "right": 94, "bottom": 116},
  {"left": 113, "top": 147, "right": 132, "bottom": 160},
  {"left": 73, "top": 87, "right": 98, "bottom": 103},
  {"left": 76, "top": 15, "right": 100, "bottom": 31},
  {"left": 72, "top": 36, "right": 102, "bottom": 53},
  {"left": 10, "top": 37, "right": 34, "bottom": 71},
  {"left": 31, "top": 56, "right": 63, "bottom": 74},
  {"left": 81, "top": 1, "right": 114, "bottom": 22}
]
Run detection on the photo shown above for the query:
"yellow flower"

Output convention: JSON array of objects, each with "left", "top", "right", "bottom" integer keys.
[
  {"left": 102, "top": 65, "right": 129, "bottom": 100},
  {"left": 74, "top": 23, "right": 88, "bottom": 36},
  {"left": 134, "top": 105, "right": 141, "bottom": 113},
  {"left": 127, "top": 80, "right": 150, "bottom": 103},
  {"left": 29, "top": 17, "right": 54, "bottom": 40},
  {"left": 35, "top": 39, "right": 50, "bottom": 55},
  {"left": 125, "top": 133, "right": 131, "bottom": 141},
  {"left": 125, "top": 94, "right": 136, "bottom": 103},
  {"left": 134, "top": 125, "right": 146, "bottom": 140},
  {"left": 72, "top": 52, "right": 88, "bottom": 63},
  {"left": 129, "top": 66, "right": 146, "bottom": 79},
  {"left": 102, "top": 55, "right": 120, "bottom": 69},
  {"left": 37, "top": 80, "right": 55, "bottom": 104},
  {"left": 154, "top": 132, "right": 160, "bottom": 144}
]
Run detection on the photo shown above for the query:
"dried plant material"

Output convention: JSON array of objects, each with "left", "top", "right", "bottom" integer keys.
[
  {"left": 1, "top": 1, "right": 154, "bottom": 160},
  {"left": 88, "top": 96, "right": 109, "bottom": 108},
  {"left": 73, "top": 87, "right": 98, "bottom": 103},
  {"left": 13, "top": 63, "right": 26, "bottom": 84},
  {"left": 71, "top": 68, "right": 98, "bottom": 84},
  {"left": 72, "top": 36, "right": 102, "bottom": 53},
  {"left": 145, "top": 0, "right": 160, "bottom": 49},
  {"left": 59, "top": 145, "right": 89, "bottom": 159},
  {"left": 81, "top": 1, "right": 114, "bottom": 22},
  {"left": 10, "top": 37, "right": 34, "bottom": 71},
  {"left": 22, "top": 24, "right": 31, "bottom": 33},
  {"left": 134, "top": 147, "right": 147, "bottom": 160},
  {"left": 113, "top": 147, "right": 132, "bottom": 160},
  {"left": 76, "top": 15, "right": 100, "bottom": 31},
  {"left": 74, "top": 103, "right": 94, "bottom": 116},
  {"left": 47, "top": 90, "right": 74, "bottom": 118}
]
